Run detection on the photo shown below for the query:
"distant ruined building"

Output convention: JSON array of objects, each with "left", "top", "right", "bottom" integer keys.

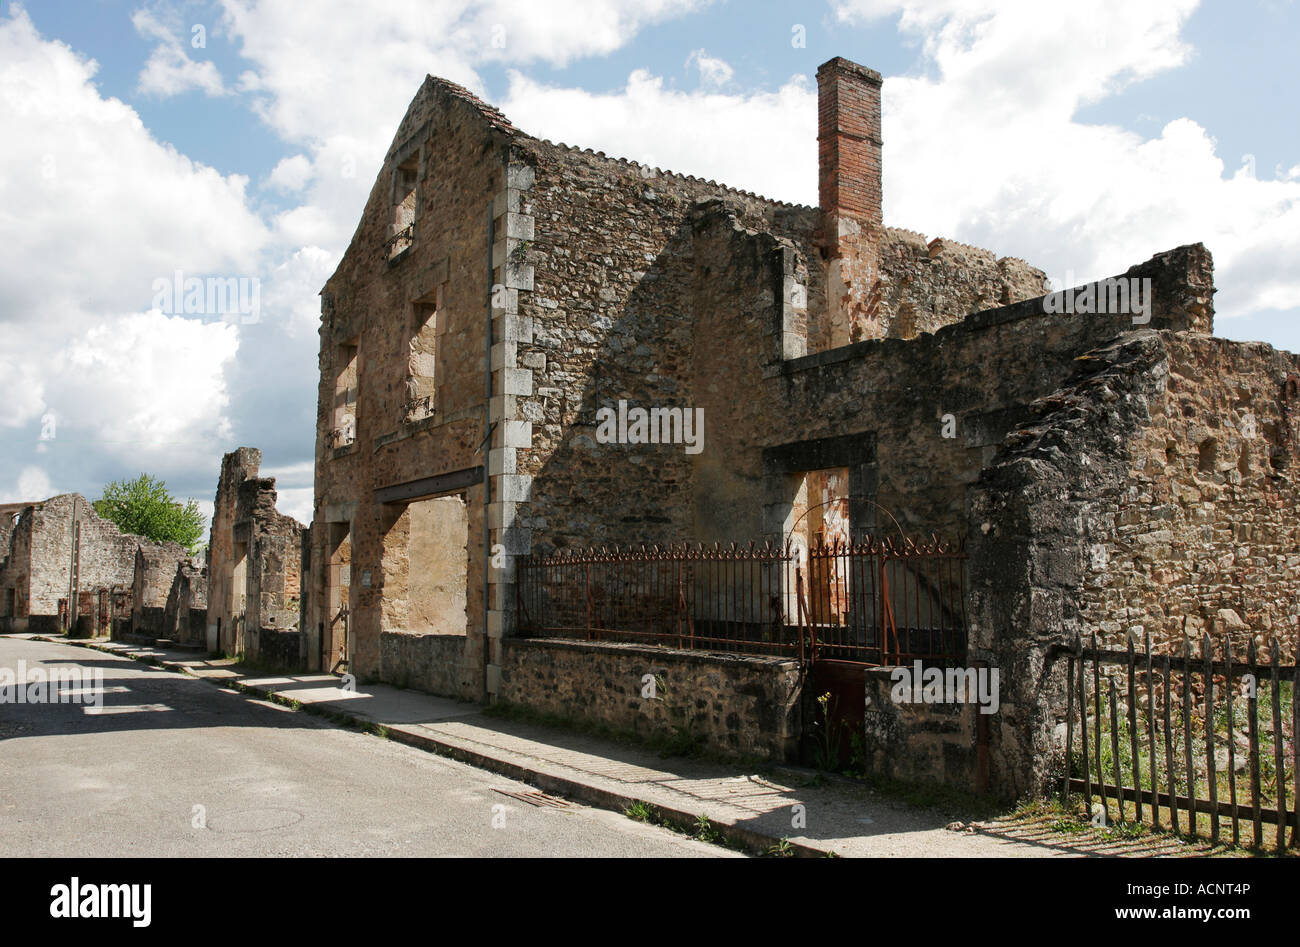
[
  {"left": 206, "top": 448, "right": 307, "bottom": 665},
  {"left": 0, "top": 493, "right": 191, "bottom": 638},
  {"left": 1, "top": 450, "right": 306, "bottom": 665}
]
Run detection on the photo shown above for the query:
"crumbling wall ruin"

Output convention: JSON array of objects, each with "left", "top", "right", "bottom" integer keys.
[
  {"left": 207, "top": 448, "right": 306, "bottom": 665},
  {"left": 0, "top": 493, "right": 188, "bottom": 636},
  {"left": 309, "top": 58, "right": 1297, "bottom": 795},
  {"left": 162, "top": 560, "right": 208, "bottom": 646},
  {"left": 131, "top": 541, "right": 191, "bottom": 638}
]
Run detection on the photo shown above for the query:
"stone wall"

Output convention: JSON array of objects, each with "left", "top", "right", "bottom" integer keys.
[
  {"left": 162, "top": 561, "right": 208, "bottom": 645},
  {"left": 962, "top": 246, "right": 1238, "bottom": 797},
  {"left": 207, "top": 448, "right": 306, "bottom": 662},
  {"left": 307, "top": 76, "right": 509, "bottom": 684},
  {"left": 1074, "top": 334, "right": 1300, "bottom": 660},
  {"left": 378, "top": 631, "right": 479, "bottom": 701},
  {"left": 0, "top": 493, "right": 186, "bottom": 636},
  {"left": 207, "top": 448, "right": 259, "bottom": 653},
  {"left": 497, "top": 638, "right": 802, "bottom": 760},
  {"left": 132, "top": 542, "right": 190, "bottom": 637},
  {"left": 859, "top": 667, "right": 983, "bottom": 788},
  {"left": 309, "top": 59, "right": 1297, "bottom": 801},
  {"left": 257, "top": 627, "right": 304, "bottom": 669}
]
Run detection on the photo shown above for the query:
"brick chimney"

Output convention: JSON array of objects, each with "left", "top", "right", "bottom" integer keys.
[
  {"left": 817, "top": 57, "right": 883, "bottom": 252},
  {"left": 813, "top": 57, "right": 884, "bottom": 347}
]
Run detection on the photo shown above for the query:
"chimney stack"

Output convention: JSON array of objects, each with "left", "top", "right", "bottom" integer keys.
[{"left": 817, "top": 57, "right": 883, "bottom": 251}]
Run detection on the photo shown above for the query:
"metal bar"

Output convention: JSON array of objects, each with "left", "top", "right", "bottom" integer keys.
[
  {"left": 1127, "top": 632, "right": 1142, "bottom": 823},
  {"left": 1079, "top": 637, "right": 1092, "bottom": 809},
  {"left": 1271, "top": 638, "right": 1285, "bottom": 850},
  {"left": 1145, "top": 630, "right": 1158, "bottom": 830},
  {"left": 1065, "top": 646, "right": 1076, "bottom": 803},
  {"left": 1109, "top": 676, "right": 1123, "bottom": 822},
  {"left": 1292, "top": 662, "right": 1299, "bottom": 849},
  {"left": 1226, "top": 636, "right": 1239, "bottom": 847},
  {"left": 1065, "top": 778, "right": 1294, "bottom": 826},
  {"left": 1163, "top": 654, "right": 1178, "bottom": 835},
  {"left": 1248, "top": 638, "right": 1262, "bottom": 846},
  {"left": 1093, "top": 634, "right": 1103, "bottom": 818},
  {"left": 1204, "top": 632, "right": 1218, "bottom": 843},
  {"left": 1183, "top": 637, "right": 1195, "bottom": 834}
]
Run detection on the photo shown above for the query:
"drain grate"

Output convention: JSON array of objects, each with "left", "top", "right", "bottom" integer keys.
[{"left": 492, "top": 788, "right": 575, "bottom": 809}]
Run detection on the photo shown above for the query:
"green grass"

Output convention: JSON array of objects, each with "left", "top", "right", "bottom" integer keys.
[
  {"left": 765, "top": 838, "right": 795, "bottom": 858},
  {"left": 1066, "top": 672, "right": 1295, "bottom": 853},
  {"left": 624, "top": 801, "right": 658, "bottom": 824},
  {"left": 621, "top": 802, "right": 755, "bottom": 854}
]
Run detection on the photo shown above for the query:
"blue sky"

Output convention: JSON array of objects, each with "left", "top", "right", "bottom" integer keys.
[{"left": 1, "top": 0, "right": 1297, "bottom": 528}]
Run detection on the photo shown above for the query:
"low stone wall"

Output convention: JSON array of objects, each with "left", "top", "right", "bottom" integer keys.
[
  {"left": 256, "top": 627, "right": 304, "bottom": 670},
  {"left": 186, "top": 607, "right": 208, "bottom": 646},
  {"left": 378, "top": 631, "right": 479, "bottom": 701},
  {"left": 860, "top": 667, "right": 983, "bottom": 791},
  {"left": 27, "top": 615, "right": 58, "bottom": 636},
  {"left": 133, "top": 605, "right": 166, "bottom": 638},
  {"left": 498, "top": 637, "right": 802, "bottom": 761}
]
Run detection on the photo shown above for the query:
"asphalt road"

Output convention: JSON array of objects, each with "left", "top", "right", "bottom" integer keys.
[{"left": 0, "top": 636, "right": 737, "bottom": 857}]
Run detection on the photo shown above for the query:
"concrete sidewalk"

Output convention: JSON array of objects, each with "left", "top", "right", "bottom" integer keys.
[{"left": 30, "top": 634, "right": 1211, "bottom": 858}]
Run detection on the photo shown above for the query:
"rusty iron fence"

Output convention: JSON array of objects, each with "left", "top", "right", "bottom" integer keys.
[
  {"left": 1063, "top": 632, "right": 1298, "bottom": 851},
  {"left": 798, "top": 536, "right": 967, "bottom": 665},
  {"left": 514, "top": 536, "right": 968, "bottom": 666}
]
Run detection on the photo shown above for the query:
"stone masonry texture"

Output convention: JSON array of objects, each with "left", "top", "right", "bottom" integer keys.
[
  {"left": 0, "top": 493, "right": 189, "bottom": 637},
  {"left": 303, "top": 57, "right": 1297, "bottom": 796}
]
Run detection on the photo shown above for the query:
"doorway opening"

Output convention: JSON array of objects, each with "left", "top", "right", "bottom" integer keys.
[
  {"left": 325, "top": 522, "right": 352, "bottom": 672},
  {"left": 380, "top": 492, "right": 469, "bottom": 638}
]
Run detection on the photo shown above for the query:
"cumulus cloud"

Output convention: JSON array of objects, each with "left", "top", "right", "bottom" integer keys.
[
  {"left": 686, "top": 48, "right": 734, "bottom": 87},
  {"left": 266, "top": 153, "right": 313, "bottom": 193},
  {"left": 828, "top": 0, "right": 1300, "bottom": 321},
  {"left": 132, "top": 8, "right": 228, "bottom": 97},
  {"left": 0, "top": 4, "right": 266, "bottom": 494},
  {"left": 53, "top": 311, "right": 240, "bottom": 456},
  {"left": 500, "top": 69, "right": 815, "bottom": 202},
  {"left": 0, "top": 467, "right": 56, "bottom": 504}
]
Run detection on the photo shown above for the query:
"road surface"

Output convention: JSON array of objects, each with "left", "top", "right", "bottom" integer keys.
[{"left": 0, "top": 636, "right": 736, "bottom": 858}]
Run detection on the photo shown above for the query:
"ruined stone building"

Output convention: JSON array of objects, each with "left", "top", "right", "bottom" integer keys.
[
  {"left": 161, "top": 559, "right": 207, "bottom": 646},
  {"left": 206, "top": 448, "right": 306, "bottom": 665},
  {"left": 0, "top": 493, "right": 191, "bottom": 637},
  {"left": 305, "top": 56, "right": 1300, "bottom": 796}
]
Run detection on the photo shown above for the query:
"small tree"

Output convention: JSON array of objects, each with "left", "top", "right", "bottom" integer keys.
[{"left": 93, "top": 474, "right": 206, "bottom": 552}]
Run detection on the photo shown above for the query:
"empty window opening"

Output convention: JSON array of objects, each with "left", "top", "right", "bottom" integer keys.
[
  {"left": 381, "top": 493, "right": 469, "bottom": 637},
  {"left": 333, "top": 338, "right": 359, "bottom": 448},
  {"left": 405, "top": 286, "right": 444, "bottom": 423},
  {"left": 389, "top": 154, "right": 418, "bottom": 259}
]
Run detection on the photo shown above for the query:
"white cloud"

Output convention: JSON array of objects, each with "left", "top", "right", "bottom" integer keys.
[
  {"left": 827, "top": 0, "right": 1300, "bottom": 322},
  {"left": 53, "top": 311, "right": 240, "bottom": 458},
  {"left": 215, "top": 0, "right": 716, "bottom": 255},
  {"left": 686, "top": 48, "right": 734, "bottom": 87},
  {"left": 266, "top": 153, "right": 313, "bottom": 193},
  {"left": 132, "top": 8, "right": 228, "bottom": 98},
  {"left": 0, "top": 466, "right": 55, "bottom": 504},
  {"left": 0, "top": 4, "right": 265, "bottom": 478},
  {"left": 500, "top": 68, "right": 816, "bottom": 203}
]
